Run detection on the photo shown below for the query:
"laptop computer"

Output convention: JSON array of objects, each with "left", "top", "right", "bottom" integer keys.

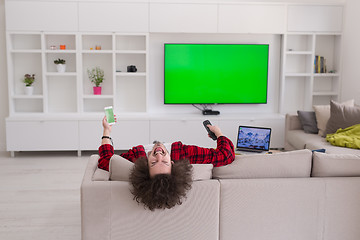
[{"left": 235, "top": 125, "right": 272, "bottom": 154}]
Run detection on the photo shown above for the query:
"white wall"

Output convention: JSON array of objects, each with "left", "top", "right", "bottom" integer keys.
[
  {"left": 0, "top": 0, "right": 8, "bottom": 152},
  {"left": 341, "top": 0, "right": 360, "bottom": 104}
]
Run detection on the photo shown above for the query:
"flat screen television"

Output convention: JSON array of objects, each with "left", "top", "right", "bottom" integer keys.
[{"left": 164, "top": 44, "right": 269, "bottom": 104}]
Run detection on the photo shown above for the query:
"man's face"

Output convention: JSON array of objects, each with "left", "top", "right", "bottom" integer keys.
[{"left": 147, "top": 142, "right": 172, "bottom": 177}]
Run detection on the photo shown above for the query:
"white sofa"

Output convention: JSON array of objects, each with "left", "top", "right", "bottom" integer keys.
[
  {"left": 285, "top": 114, "right": 360, "bottom": 154},
  {"left": 81, "top": 150, "right": 360, "bottom": 240}
]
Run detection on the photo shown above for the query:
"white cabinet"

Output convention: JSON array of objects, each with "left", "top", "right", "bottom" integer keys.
[
  {"left": 150, "top": 3, "right": 218, "bottom": 33},
  {"left": 5, "top": 1, "right": 78, "bottom": 31},
  {"left": 218, "top": 4, "right": 286, "bottom": 34},
  {"left": 6, "top": 120, "right": 78, "bottom": 151},
  {"left": 79, "top": 3, "right": 149, "bottom": 32},
  {"left": 287, "top": 5, "right": 343, "bottom": 32}
]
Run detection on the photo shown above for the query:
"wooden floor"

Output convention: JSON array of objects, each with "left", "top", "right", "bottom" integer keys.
[{"left": 0, "top": 151, "right": 92, "bottom": 240}]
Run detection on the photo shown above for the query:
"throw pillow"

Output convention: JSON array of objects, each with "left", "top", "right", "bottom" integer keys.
[
  {"left": 109, "top": 154, "right": 213, "bottom": 181},
  {"left": 212, "top": 149, "right": 312, "bottom": 179},
  {"left": 297, "top": 111, "right": 318, "bottom": 134},
  {"left": 312, "top": 151, "right": 360, "bottom": 177},
  {"left": 313, "top": 99, "right": 354, "bottom": 137},
  {"left": 325, "top": 100, "right": 360, "bottom": 135}
]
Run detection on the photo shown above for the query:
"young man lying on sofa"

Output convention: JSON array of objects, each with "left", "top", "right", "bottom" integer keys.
[{"left": 97, "top": 117, "right": 235, "bottom": 211}]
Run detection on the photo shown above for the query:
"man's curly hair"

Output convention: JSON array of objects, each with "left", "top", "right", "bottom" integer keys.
[{"left": 129, "top": 157, "right": 193, "bottom": 211}]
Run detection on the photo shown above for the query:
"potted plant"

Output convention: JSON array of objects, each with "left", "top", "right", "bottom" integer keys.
[
  {"left": 23, "top": 74, "right": 35, "bottom": 95},
  {"left": 54, "top": 58, "right": 66, "bottom": 73},
  {"left": 87, "top": 67, "right": 104, "bottom": 95}
]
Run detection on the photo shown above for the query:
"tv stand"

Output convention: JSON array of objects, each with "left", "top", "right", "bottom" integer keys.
[{"left": 202, "top": 109, "right": 220, "bottom": 115}]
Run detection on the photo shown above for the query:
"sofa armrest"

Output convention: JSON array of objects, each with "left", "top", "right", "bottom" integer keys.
[
  {"left": 285, "top": 114, "right": 302, "bottom": 131},
  {"left": 81, "top": 155, "right": 111, "bottom": 240},
  {"left": 284, "top": 114, "right": 303, "bottom": 151}
]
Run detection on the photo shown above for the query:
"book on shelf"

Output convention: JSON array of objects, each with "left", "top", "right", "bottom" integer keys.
[{"left": 314, "top": 55, "right": 327, "bottom": 73}]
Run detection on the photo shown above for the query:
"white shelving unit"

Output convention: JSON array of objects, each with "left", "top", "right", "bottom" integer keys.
[
  {"left": 280, "top": 33, "right": 341, "bottom": 113},
  {"left": 6, "top": 32, "right": 149, "bottom": 115}
]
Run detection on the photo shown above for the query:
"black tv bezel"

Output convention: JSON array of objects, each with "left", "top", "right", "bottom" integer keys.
[{"left": 163, "top": 43, "right": 269, "bottom": 105}]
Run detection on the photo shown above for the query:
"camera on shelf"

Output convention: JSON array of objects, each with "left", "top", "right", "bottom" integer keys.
[{"left": 127, "top": 65, "right": 137, "bottom": 72}]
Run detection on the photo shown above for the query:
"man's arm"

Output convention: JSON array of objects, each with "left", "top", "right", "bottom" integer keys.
[
  {"left": 171, "top": 125, "right": 235, "bottom": 167},
  {"left": 97, "top": 116, "right": 147, "bottom": 170},
  {"left": 98, "top": 116, "right": 115, "bottom": 171}
]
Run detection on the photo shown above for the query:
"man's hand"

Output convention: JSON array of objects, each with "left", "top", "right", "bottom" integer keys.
[
  {"left": 207, "top": 125, "right": 224, "bottom": 138},
  {"left": 101, "top": 116, "right": 116, "bottom": 145}
]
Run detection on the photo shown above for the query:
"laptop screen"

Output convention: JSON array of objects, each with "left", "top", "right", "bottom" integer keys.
[{"left": 236, "top": 126, "right": 271, "bottom": 151}]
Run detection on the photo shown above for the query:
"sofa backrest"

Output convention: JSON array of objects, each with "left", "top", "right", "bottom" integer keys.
[{"left": 213, "top": 149, "right": 312, "bottom": 179}]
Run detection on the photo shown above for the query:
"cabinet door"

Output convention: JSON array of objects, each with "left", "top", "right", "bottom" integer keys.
[
  {"left": 6, "top": 120, "right": 78, "bottom": 151},
  {"left": 287, "top": 5, "right": 343, "bottom": 32},
  {"left": 150, "top": 3, "right": 217, "bottom": 33},
  {"left": 150, "top": 119, "right": 219, "bottom": 148},
  {"left": 79, "top": 120, "right": 150, "bottom": 150},
  {"left": 218, "top": 4, "right": 286, "bottom": 34},
  {"left": 5, "top": 1, "right": 78, "bottom": 31},
  {"left": 79, "top": 3, "right": 149, "bottom": 32}
]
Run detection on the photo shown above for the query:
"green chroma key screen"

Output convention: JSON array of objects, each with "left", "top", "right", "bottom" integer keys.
[{"left": 164, "top": 44, "right": 269, "bottom": 104}]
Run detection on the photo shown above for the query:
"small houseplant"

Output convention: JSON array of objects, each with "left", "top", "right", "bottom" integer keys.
[
  {"left": 23, "top": 74, "right": 35, "bottom": 95},
  {"left": 87, "top": 67, "right": 104, "bottom": 95},
  {"left": 54, "top": 58, "right": 66, "bottom": 73}
]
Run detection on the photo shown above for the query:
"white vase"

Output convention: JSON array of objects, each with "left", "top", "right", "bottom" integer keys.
[
  {"left": 56, "top": 64, "right": 66, "bottom": 73},
  {"left": 25, "top": 86, "right": 34, "bottom": 95}
]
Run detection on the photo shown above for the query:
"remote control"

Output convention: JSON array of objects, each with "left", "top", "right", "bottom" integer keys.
[{"left": 203, "top": 120, "right": 217, "bottom": 141}]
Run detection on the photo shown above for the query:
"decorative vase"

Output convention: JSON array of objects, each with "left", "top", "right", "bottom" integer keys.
[
  {"left": 93, "top": 86, "right": 102, "bottom": 95},
  {"left": 56, "top": 64, "right": 66, "bottom": 73},
  {"left": 25, "top": 86, "right": 34, "bottom": 95}
]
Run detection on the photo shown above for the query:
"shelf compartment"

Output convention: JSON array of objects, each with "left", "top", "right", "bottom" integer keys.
[
  {"left": 83, "top": 98, "right": 113, "bottom": 113},
  {"left": 11, "top": 53, "right": 43, "bottom": 95},
  {"left": 115, "top": 53, "right": 146, "bottom": 73},
  {"left": 14, "top": 98, "right": 43, "bottom": 113},
  {"left": 45, "top": 34, "right": 76, "bottom": 51},
  {"left": 47, "top": 76, "right": 77, "bottom": 113},
  {"left": 46, "top": 52, "right": 77, "bottom": 73},
  {"left": 315, "top": 34, "right": 341, "bottom": 73},
  {"left": 285, "top": 54, "right": 313, "bottom": 74},
  {"left": 115, "top": 76, "right": 146, "bottom": 112},
  {"left": 82, "top": 53, "right": 113, "bottom": 95},
  {"left": 10, "top": 33, "right": 41, "bottom": 50},
  {"left": 313, "top": 76, "right": 339, "bottom": 92},
  {"left": 115, "top": 35, "right": 146, "bottom": 51},
  {"left": 286, "top": 34, "right": 314, "bottom": 52},
  {"left": 82, "top": 34, "right": 112, "bottom": 51}
]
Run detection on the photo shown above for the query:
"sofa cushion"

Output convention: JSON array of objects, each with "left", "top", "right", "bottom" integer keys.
[
  {"left": 325, "top": 100, "right": 360, "bottom": 135},
  {"left": 109, "top": 154, "right": 213, "bottom": 181},
  {"left": 313, "top": 99, "right": 354, "bottom": 137},
  {"left": 212, "top": 149, "right": 312, "bottom": 179},
  {"left": 297, "top": 111, "right": 318, "bottom": 134},
  {"left": 312, "top": 152, "right": 360, "bottom": 177},
  {"left": 286, "top": 130, "right": 322, "bottom": 150}
]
